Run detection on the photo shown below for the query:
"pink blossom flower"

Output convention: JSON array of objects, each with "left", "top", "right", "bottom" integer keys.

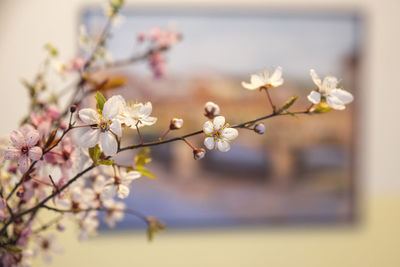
[
  {"left": 4, "top": 125, "right": 42, "bottom": 173},
  {"left": 44, "top": 136, "right": 76, "bottom": 177}
]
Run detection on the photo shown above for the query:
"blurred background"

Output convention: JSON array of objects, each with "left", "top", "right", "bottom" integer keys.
[{"left": 0, "top": 0, "right": 399, "bottom": 266}]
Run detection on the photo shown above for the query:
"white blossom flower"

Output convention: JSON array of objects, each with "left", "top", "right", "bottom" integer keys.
[
  {"left": 34, "top": 234, "right": 63, "bottom": 263},
  {"left": 203, "top": 116, "right": 238, "bottom": 152},
  {"left": 78, "top": 211, "right": 99, "bottom": 241},
  {"left": 242, "top": 67, "right": 284, "bottom": 90},
  {"left": 77, "top": 95, "right": 123, "bottom": 156},
  {"left": 101, "top": 170, "right": 141, "bottom": 199},
  {"left": 103, "top": 199, "right": 125, "bottom": 228},
  {"left": 120, "top": 101, "right": 157, "bottom": 129},
  {"left": 307, "top": 69, "right": 354, "bottom": 110},
  {"left": 57, "top": 186, "right": 95, "bottom": 219}
]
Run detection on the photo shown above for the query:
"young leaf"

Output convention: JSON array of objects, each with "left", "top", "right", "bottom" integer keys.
[
  {"left": 44, "top": 43, "right": 58, "bottom": 57},
  {"left": 98, "top": 159, "right": 114, "bottom": 165},
  {"left": 89, "top": 145, "right": 101, "bottom": 164},
  {"left": 95, "top": 91, "right": 106, "bottom": 114},
  {"left": 99, "top": 78, "right": 126, "bottom": 92},
  {"left": 5, "top": 245, "right": 22, "bottom": 253},
  {"left": 136, "top": 167, "right": 156, "bottom": 179},
  {"left": 146, "top": 217, "right": 166, "bottom": 242},
  {"left": 279, "top": 95, "right": 298, "bottom": 112},
  {"left": 134, "top": 148, "right": 152, "bottom": 168},
  {"left": 311, "top": 102, "right": 332, "bottom": 114}
]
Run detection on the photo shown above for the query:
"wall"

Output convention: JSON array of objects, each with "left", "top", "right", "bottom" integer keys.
[{"left": 0, "top": 0, "right": 399, "bottom": 266}]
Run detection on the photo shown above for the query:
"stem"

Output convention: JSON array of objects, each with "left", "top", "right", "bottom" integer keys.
[
  {"left": 264, "top": 87, "right": 276, "bottom": 113},
  {"left": 136, "top": 122, "right": 144, "bottom": 144},
  {"left": 182, "top": 138, "right": 195, "bottom": 150}
]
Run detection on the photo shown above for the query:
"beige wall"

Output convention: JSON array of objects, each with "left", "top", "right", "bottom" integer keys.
[{"left": 0, "top": 0, "right": 399, "bottom": 266}]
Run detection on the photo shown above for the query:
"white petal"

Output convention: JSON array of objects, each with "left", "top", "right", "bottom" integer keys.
[
  {"left": 269, "top": 66, "right": 283, "bottom": 82},
  {"left": 141, "top": 102, "right": 153, "bottom": 117},
  {"left": 103, "top": 96, "right": 124, "bottom": 120},
  {"left": 78, "top": 109, "right": 100, "bottom": 124},
  {"left": 307, "top": 91, "right": 321, "bottom": 104},
  {"left": 326, "top": 95, "right": 345, "bottom": 110},
  {"left": 330, "top": 89, "right": 354, "bottom": 104},
  {"left": 270, "top": 78, "right": 284, "bottom": 87},
  {"left": 213, "top": 116, "right": 225, "bottom": 130},
  {"left": 117, "top": 184, "right": 130, "bottom": 199},
  {"left": 124, "top": 171, "right": 141, "bottom": 181},
  {"left": 322, "top": 76, "right": 338, "bottom": 93},
  {"left": 241, "top": 81, "right": 260, "bottom": 90},
  {"left": 217, "top": 140, "right": 231, "bottom": 152},
  {"left": 204, "top": 137, "right": 215, "bottom": 150},
  {"left": 310, "top": 69, "right": 322, "bottom": 88},
  {"left": 101, "top": 131, "right": 118, "bottom": 156},
  {"left": 76, "top": 128, "right": 100, "bottom": 148},
  {"left": 140, "top": 116, "right": 157, "bottom": 126},
  {"left": 203, "top": 121, "right": 214, "bottom": 134},
  {"left": 222, "top": 128, "right": 238, "bottom": 141},
  {"left": 263, "top": 68, "right": 270, "bottom": 79},
  {"left": 28, "top": 146, "right": 42, "bottom": 161},
  {"left": 250, "top": 74, "right": 265, "bottom": 87},
  {"left": 110, "top": 120, "right": 122, "bottom": 137},
  {"left": 101, "top": 184, "right": 117, "bottom": 199}
]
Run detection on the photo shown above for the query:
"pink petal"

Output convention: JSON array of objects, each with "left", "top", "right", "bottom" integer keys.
[
  {"left": 28, "top": 146, "right": 42, "bottom": 161},
  {"left": 18, "top": 155, "right": 30, "bottom": 173},
  {"left": 20, "top": 124, "right": 36, "bottom": 136},
  {"left": 10, "top": 130, "right": 25, "bottom": 149},
  {"left": 4, "top": 148, "right": 20, "bottom": 160},
  {"left": 24, "top": 129, "right": 40, "bottom": 147}
]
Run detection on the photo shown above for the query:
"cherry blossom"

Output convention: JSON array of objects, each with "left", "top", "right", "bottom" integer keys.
[
  {"left": 101, "top": 169, "right": 141, "bottom": 199},
  {"left": 307, "top": 69, "right": 354, "bottom": 110},
  {"left": 4, "top": 125, "right": 42, "bottom": 173},
  {"left": 242, "top": 66, "right": 284, "bottom": 90},
  {"left": 203, "top": 116, "right": 238, "bottom": 152}
]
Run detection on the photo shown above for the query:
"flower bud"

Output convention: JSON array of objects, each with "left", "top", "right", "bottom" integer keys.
[
  {"left": 254, "top": 123, "right": 266, "bottom": 135},
  {"left": 170, "top": 118, "right": 184, "bottom": 130},
  {"left": 70, "top": 105, "right": 77, "bottom": 113},
  {"left": 16, "top": 188, "right": 24, "bottom": 199},
  {"left": 204, "top": 101, "right": 220, "bottom": 119},
  {"left": 193, "top": 148, "right": 206, "bottom": 160}
]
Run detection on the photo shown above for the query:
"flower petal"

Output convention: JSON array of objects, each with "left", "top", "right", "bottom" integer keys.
[
  {"left": 307, "top": 91, "right": 321, "bottom": 104},
  {"left": 141, "top": 102, "right": 153, "bottom": 117},
  {"left": 203, "top": 121, "right": 214, "bottom": 134},
  {"left": 124, "top": 171, "right": 141, "bottom": 181},
  {"left": 4, "top": 148, "right": 20, "bottom": 160},
  {"left": 117, "top": 184, "right": 130, "bottom": 199},
  {"left": 241, "top": 81, "right": 260, "bottom": 90},
  {"left": 269, "top": 66, "right": 283, "bottom": 82},
  {"left": 101, "top": 184, "right": 117, "bottom": 200},
  {"left": 103, "top": 96, "right": 124, "bottom": 120},
  {"left": 213, "top": 116, "right": 225, "bottom": 130},
  {"left": 24, "top": 129, "right": 40, "bottom": 147},
  {"left": 250, "top": 74, "right": 265, "bottom": 87},
  {"left": 141, "top": 116, "right": 157, "bottom": 126},
  {"left": 75, "top": 127, "right": 100, "bottom": 148},
  {"left": 322, "top": 76, "right": 338, "bottom": 93},
  {"left": 326, "top": 95, "right": 345, "bottom": 110},
  {"left": 222, "top": 128, "right": 238, "bottom": 141},
  {"left": 78, "top": 109, "right": 100, "bottom": 124},
  {"left": 10, "top": 130, "right": 25, "bottom": 149},
  {"left": 217, "top": 140, "right": 231, "bottom": 152},
  {"left": 204, "top": 137, "right": 215, "bottom": 150},
  {"left": 109, "top": 120, "right": 122, "bottom": 137},
  {"left": 18, "top": 155, "right": 30, "bottom": 173},
  {"left": 310, "top": 69, "right": 322, "bottom": 88},
  {"left": 101, "top": 131, "right": 117, "bottom": 156},
  {"left": 28, "top": 146, "right": 42, "bottom": 161},
  {"left": 330, "top": 89, "right": 354, "bottom": 104}
]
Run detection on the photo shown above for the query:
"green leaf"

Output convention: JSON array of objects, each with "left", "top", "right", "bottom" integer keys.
[
  {"left": 98, "top": 159, "right": 114, "bottom": 165},
  {"left": 137, "top": 167, "right": 156, "bottom": 179},
  {"left": 44, "top": 43, "right": 58, "bottom": 57},
  {"left": 89, "top": 145, "right": 101, "bottom": 164},
  {"left": 279, "top": 95, "right": 298, "bottom": 112},
  {"left": 311, "top": 102, "right": 332, "bottom": 114},
  {"left": 146, "top": 217, "right": 166, "bottom": 242},
  {"left": 134, "top": 148, "right": 152, "bottom": 168},
  {"left": 95, "top": 91, "right": 106, "bottom": 114},
  {"left": 5, "top": 245, "right": 22, "bottom": 253}
]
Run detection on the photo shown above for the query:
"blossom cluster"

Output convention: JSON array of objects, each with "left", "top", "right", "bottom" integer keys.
[{"left": 0, "top": 1, "right": 354, "bottom": 266}]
